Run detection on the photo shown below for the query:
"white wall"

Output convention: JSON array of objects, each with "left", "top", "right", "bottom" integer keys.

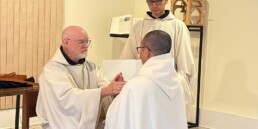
[
  {"left": 64, "top": 0, "right": 135, "bottom": 65},
  {"left": 202, "top": 0, "right": 258, "bottom": 119}
]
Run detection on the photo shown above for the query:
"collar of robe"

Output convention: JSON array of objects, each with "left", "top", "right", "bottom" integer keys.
[
  {"left": 60, "top": 46, "right": 85, "bottom": 65},
  {"left": 147, "top": 10, "right": 170, "bottom": 19}
]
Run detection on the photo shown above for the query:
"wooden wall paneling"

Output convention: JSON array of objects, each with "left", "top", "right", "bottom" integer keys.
[
  {"left": 44, "top": 0, "right": 51, "bottom": 64},
  {"left": 50, "top": 0, "right": 57, "bottom": 58},
  {"left": 0, "top": 0, "right": 8, "bottom": 109},
  {"left": 6, "top": 0, "right": 15, "bottom": 109},
  {"left": 25, "top": 0, "right": 33, "bottom": 77},
  {"left": 0, "top": 0, "right": 64, "bottom": 110},
  {"left": 0, "top": 97, "right": 5, "bottom": 109},
  {"left": 5, "top": 96, "right": 13, "bottom": 109},
  {"left": 56, "top": 0, "right": 63, "bottom": 48},
  {"left": 0, "top": 0, "right": 1, "bottom": 74},
  {"left": 7, "top": 0, "right": 14, "bottom": 73},
  {"left": 12, "top": 96, "right": 17, "bottom": 108},
  {"left": 0, "top": 0, "right": 7, "bottom": 73},
  {"left": 13, "top": 0, "right": 20, "bottom": 79},
  {"left": 12, "top": 0, "right": 21, "bottom": 108},
  {"left": 0, "top": 0, "right": 2, "bottom": 109},
  {"left": 37, "top": 0, "right": 45, "bottom": 81},
  {"left": 19, "top": 0, "right": 27, "bottom": 74},
  {"left": 18, "top": 0, "right": 26, "bottom": 108},
  {"left": 32, "top": 0, "right": 39, "bottom": 81}
]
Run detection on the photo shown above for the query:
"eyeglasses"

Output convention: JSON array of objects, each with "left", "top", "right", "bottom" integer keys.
[
  {"left": 67, "top": 39, "right": 91, "bottom": 46},
  {"left": 146, "top": 0, "right": 163, "bottom": 5},
  {"left": 136, "top": 46, "right": 151, "bottom": 54}
]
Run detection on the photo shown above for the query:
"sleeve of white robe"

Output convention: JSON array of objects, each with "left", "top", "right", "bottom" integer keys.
[
  {"left": 94, "top": 64, "right": 110, "bottom": 88},
  {"left": 36, "top": 62, "right": 101, "bottom": 129},
  {"left": 119, "top": 25, "right": 139, "bottom": 59},
  {"left": 94, "top": 64, "right": 113, "bottom": 115},
  {"left": 104, "top": 81, "right": 136, "bottom": 129},
  {"left": 174, "top": 20, "right": 197, "bottom": 114}
]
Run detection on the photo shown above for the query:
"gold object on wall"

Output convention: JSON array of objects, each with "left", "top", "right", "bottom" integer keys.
[{"left": 171, "top": 0, "right": 206, "bottom": 26}]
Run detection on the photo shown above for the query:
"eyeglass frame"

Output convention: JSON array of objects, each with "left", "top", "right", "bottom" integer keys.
[
  {"left": 146, "top": 0, "right": 164, "bottom": 5},
  {"left": 136, "top": 46, "right": 152, "bottom": 54},
  {"left": 67, "top": 38, "right": 91, "bottom": 46}
]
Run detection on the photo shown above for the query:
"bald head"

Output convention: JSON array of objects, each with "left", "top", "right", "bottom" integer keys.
[{"left": 62, "top": 26, "right": 88, "bottom": 41}]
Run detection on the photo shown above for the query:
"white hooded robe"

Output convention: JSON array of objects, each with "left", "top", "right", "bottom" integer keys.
[
  {"left": 36, "top": 48, "right": 109, "bottom": 129},
  {"left": 105, "top": 54, "right": 188, "bottom": 129},
  {"left": 120, "top": 11, "right": 196, "bottom": 119}
]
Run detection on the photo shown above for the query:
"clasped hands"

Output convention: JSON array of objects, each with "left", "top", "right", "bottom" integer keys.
[{"left": 101, "top": 72, "right": 126, "bottom": 98}]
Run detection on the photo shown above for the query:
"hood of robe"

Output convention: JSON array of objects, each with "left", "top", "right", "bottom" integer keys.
[
  {"left": 144, "top": 10, "right": 176, "bottom": 20},
  {"left": 50, "top": 48, "right": 72, "bottom": 66},
  {"left": 138, "top": 53, "right": 180, "bottom": 100}
]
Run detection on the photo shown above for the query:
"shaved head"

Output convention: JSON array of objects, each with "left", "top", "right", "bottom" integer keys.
[
  {"left": 62, "top": 26, "right": 88, "bottom": 40},
  {"left": 140, "top": 30, "right": 171, "bottom": 64},
  {"left": 143, "top": 30, "right": 171, "bottom": 56}
]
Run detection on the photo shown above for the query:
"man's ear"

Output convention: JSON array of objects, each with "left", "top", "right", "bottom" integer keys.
[
  {"left": 62, "top": 39, "right": 69, "bottom": 46},
  {"left": 146, "top": 49, "right": 152, "bottom": 59}
]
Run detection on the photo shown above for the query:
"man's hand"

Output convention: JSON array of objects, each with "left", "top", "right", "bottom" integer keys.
[
  {"left": 101, "top": 72, "right": 126, "bottom": 97},
  {"left": 114, "top": 72, "right": 124, "bottom": 82}
]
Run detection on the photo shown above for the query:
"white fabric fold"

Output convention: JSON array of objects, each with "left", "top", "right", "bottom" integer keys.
[{"left": 105, "top": 54, "right": 188, "bottom": 129}]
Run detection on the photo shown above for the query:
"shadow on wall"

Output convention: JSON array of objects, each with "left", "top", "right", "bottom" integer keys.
[
  {"left": 111, "top": 38, "right": 127, "bottom": 59},
  {"left": 211, "top": 59, "right": 258, "bottom": 117},
  {"left": 200, "top": 1, "right": 210, "bottom": 108}
]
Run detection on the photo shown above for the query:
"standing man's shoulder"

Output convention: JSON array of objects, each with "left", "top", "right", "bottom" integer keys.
[
  {"left": 131, "top": 18, "right": 144, "bottom": 31},
  {"left": 166, "top": 12, "right": 187, "bottom": 26},
  {"left": 173, "top": 18, "right": 188, "bottom": 28}
]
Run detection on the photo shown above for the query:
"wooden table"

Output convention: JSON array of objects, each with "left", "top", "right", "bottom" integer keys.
[{"left": 0, "top": 83, "right": 39, "bottom": 129}]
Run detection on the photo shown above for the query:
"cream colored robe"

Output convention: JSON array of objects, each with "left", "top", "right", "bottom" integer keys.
[
  {"left": 120, "top": 11, "right": 196, "bottom": 119},
  {"left": 36, "top": 48, "right": 109, "bottom": 129},
  {"left": 105, "top": 54, "right": 188, "bottom": 129}
]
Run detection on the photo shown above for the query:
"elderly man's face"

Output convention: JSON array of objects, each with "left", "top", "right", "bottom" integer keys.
[{"left": 66, "top": 29, "right": 90, "bottom": 61}]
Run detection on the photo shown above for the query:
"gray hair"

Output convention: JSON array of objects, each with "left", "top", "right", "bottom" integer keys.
[{"left": 142, "top": 30, "right": 171, "bottom": 56}]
